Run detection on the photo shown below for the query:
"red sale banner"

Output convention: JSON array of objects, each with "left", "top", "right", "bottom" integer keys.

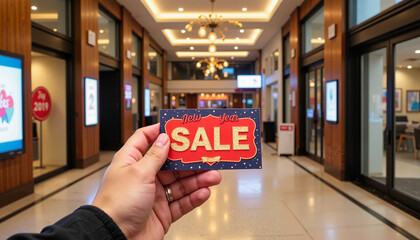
[{"left": 32, "top": 87, "right": 51, "bottom": 121}]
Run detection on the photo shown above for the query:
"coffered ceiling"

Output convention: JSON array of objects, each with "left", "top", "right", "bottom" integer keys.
[{"left": 117, "top": 0, "right": 304, "bottom": 61}]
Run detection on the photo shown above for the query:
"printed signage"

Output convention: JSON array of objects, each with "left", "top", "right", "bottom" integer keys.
[
  {"left": 32, "top": 87, "right": 51, "bottom": 121},
  {"left": 0, "top": 52, "right": 24, "bottom": 157},
  {"left": 160, "top": 109, "right": 262, "bottom": 170},
  {"left": 85, "top": 78, "right": 98, "bottom": 126},
  {"left": 326, "top": 80, "right": 338, "bottom": 123}
]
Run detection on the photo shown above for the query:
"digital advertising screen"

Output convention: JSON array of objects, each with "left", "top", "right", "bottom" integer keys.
[
  {"left": 237, "top": 75, "right": 262, "bottom": 89},
  {"left": 326, "top": 80, "right": 338, "bottom": 123},
  {"left": 85, "top": 77, "right": 98, "bottom": 126},
  {"left": 124, "top": 84, "right": 132, "bottom": 109},
  {"left": 222, "top": 67, "right": 234, "bottom": 75},
  {"left": 0, "top": 51, "right": 25, "bottom": 159},
  {"left": 145, "top": 88, "right": 151, "bottom": 117}
]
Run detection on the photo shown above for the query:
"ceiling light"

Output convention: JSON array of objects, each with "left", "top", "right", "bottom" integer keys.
[
  {"left": 176, "top": 51, "right": 249, "bottom": 58},
  {"left": 186, "top": 37, "right": 190, "bottom": 41},
  {"left": 407, "top": 65, "right": 413, "bottom": 69},
  {"left": 99, "top": 29, "right": 104, "bottom": 34},
  {"left": 236, "top": 37, "right": 239, "bottom": 40},
  {"left": 53, "top": 28, "right": 58, "bottom": 32},
  {"left": 242, "top": 7, "right": 247, "bottom": 12},
  {"left": 190, "top": 46, "right": 194, "bottom": 50},
  {"left": 185, "top": 0, "right": 243, "bottom": 42},
  {"left": 415, "top": 50, "right": 420, "bottom": 54},
  {"left": 240, "top": 29, "right": 245, "bottom": 33},
  {"left": 181, "top": 29, "right": 186, "bottom": 33},
  {"left": 317, "top": 37, "right": 322, "bottom": 40},
  {"left": 31, "top": 5, "right": 38, "bottom": 10},
  {"left": 234, "top": 46, "right": 238, "bottom": 50},
  {"left": 178, "top": 7, "right": 184, "bottom": 12},
  {"left": 209, "top": 44, "right": 217, "bottom": 53},
  {"left": 192, "top": 57, "right": 195, "bottom": 60},
  {"left": 231, "top": 56, "right": 234, "bottom": 59},
  {"left": 196, "top": 57, "right": 229, "bottom": 77}
]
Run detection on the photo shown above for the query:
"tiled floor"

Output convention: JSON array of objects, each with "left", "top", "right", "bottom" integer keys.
[{"left": 1, "top": 145, "right": 420, "bottom": 239}]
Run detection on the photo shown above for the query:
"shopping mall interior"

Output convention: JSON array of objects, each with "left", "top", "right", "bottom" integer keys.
[{"left": 1, "top": 0, "right": 420, "bottom": 239}]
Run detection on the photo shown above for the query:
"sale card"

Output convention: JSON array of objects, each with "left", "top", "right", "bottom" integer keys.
[{"left": 160, "top": 109, "right": 262, "bottom": 170}]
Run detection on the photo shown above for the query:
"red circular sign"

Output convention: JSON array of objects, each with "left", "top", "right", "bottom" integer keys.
[{"left": 32, "top": 87, "right": 52, "bottom": 121}]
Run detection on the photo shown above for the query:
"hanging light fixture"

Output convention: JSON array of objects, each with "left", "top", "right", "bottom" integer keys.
[
  {"left": 196, "top": 57, "right": 229, "bottom": 79},
  {"left": 185, "top": 0, "right": 243, "bottom": 42}
]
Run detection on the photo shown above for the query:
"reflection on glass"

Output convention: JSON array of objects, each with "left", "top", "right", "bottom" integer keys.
[
  {"left": 131, "top": 34, "right": 141, "bottom": 68},
  {"left": 302, "top": 7, "right": 324, "bottom": 54},
  {"left": 273, "top": 50, "right": 279, "bottom": 72},
  {"left": 149, "top": 82, "right": 162, "bottom": 118},
  {"left": 394, "top": 36, "right": 420, "bottom": 200},
  {"left": 306, "top": 70, "right": 316, "bottom": 155},
  {"left": 98, "top": 9, "right": 119, "bottom": 58},
  {"left": 31, "top": 0, "right": 71, "bottom": 36},
  {"left": 349, "top": 0, "right": 405, "bottom": 28},
  {"left": 284, "top": 76, "right": 291, "bottom": 123},
  {"left": 360, "top": 48, "right": 387, "bottom": 184},
  {"left": 283, "top": 35, "right": 290, "bottom": 66},
  {"left": 132, "top": 75, "right": 139, "bottom": 131},
  {"left": 149, "top": 46, "right": 163, "bottom": 78}
]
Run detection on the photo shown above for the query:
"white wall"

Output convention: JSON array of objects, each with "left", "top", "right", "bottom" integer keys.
[
  {"left": 167, "top": 80, "right": 238, "bottom": 93},
  {"left": 32, "top": 53, "right": 67, "bottom": 167}
]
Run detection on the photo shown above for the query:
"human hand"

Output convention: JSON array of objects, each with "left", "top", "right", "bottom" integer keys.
[{"left": 92, "top": 123, "right": 222, "bottom": 239}]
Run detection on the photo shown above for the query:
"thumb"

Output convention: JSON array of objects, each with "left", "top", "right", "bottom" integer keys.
[{"left": 137, "top": 133, "right": 170, "bottom": 175}]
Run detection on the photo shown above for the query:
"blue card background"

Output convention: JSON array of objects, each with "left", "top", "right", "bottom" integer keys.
[{"left": 160, "top": 109, "right": 262, "bottom": 170}]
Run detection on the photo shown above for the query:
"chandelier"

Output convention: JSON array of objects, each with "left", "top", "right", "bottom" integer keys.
[
  {"left": 196, "top": 57, "right": 229, "bottom": 79},
  {"left": 185, "top": 0, "right": 243, "bottom": 44}
]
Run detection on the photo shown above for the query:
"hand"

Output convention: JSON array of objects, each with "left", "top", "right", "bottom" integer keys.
[{"left": 92, "top": 123, "right": 222, "bottom": 239}]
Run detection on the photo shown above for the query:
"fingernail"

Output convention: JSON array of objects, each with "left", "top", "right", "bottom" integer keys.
[{"left": 155, "top": 133, "right": 169, "bottom": 147}]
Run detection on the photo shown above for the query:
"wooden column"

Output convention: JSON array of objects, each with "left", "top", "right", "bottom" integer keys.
[
  {"left": 162, "top": 50, "right": 168, "bottom": 109},
  {"left": 323, "top": 0, "right": 346, "bottom": 180},
  {"left": 289, "top": 8, "right": 302, "bottom": 153},
  {"left": 74, "top": 0, "right": 100, "bottom": 168},
  {"left": 0, "top": 0, "right": 34, "bottom": 207},
  {"left": 121, "top": 7, "right": 133, "bottom": 142},
  {"left": 141, "top": 30, "right": 150, "bottom": 127}
]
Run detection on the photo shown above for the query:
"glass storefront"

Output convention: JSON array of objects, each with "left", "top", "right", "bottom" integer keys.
[
  {"left": 132, "top": 34, "right": 141, "bottom": 68},
  {"left": 98, "top": 9, "right": 119, "bottom": 58},
  {"left": 149, "top": 82, "right": 162, "bottom": 118},
  {"left": 132, "top": 75, "right": 140, "bottom": 131},
  {"left": 283, "top": 76, "right": 291, "bottom": 123},
  {"left": 305, "top": 65, "right": 324, "bottom": 162},
  {"left": 302, "top": 6, "right": 324, "bottom": 54},
  {"left": 30, "top": 0, "right": 71, "bottom": 36},
  {"left": 349, "top": 0, "right": 405, "bottom": 28},
  {"left": 149, "top": 47, "right": 163, "bottom": 78},
  {"left": 31, "top": 51, "right": 67, "bottom": 178}
]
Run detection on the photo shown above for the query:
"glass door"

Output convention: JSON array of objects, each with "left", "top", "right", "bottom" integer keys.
[{"left": 305, "top": 65, "right": 324, "bottom": 162}]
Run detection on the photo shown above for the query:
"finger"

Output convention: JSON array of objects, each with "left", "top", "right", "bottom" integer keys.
[
  {"left": 169, "top": 188, "right": 211, "bottom": 222},
  {"left": 157, "top": 170, "right": 207, "bottom": 186},
  {"left": 136, "top": 133, "right": 170, "bottom": 175},
  {"left": 168, "top": 170, "right": 221, "bottom": 201},
  {"left": 115, "top": 123, "right": 160, "bottom": 164}
]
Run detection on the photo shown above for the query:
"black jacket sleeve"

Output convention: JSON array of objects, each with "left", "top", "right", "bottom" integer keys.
[{"left": 8, "top": 205, "right": 127, "bottom": 240}]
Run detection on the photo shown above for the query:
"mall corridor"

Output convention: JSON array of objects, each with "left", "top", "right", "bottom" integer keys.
[{"left": 1, "top": 144, "right": 419, "bottom": 240}]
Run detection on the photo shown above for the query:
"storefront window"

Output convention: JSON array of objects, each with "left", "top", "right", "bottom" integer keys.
[
  {"left": 302, "top": 7, "right": 324, "bottom": 54},
  {"left": 31, "top": 0, "right": 71, "bottom": 36},
  {"left": 149, "top": 46, "right": 163, "bottom": 78},
  {"left": 273, "top": 50, "right": 279, "bottom": 72},
  {"left": 132, "top": 75, "right": 140, "bottom": 131},
  {"left": 150, "top": 82, "right": 162, "bottom": 118},
  {"left": 349, "top": 0, "right": 405, "bottom": 28},
  {"left": 98, "top": 9, "right": 119, "bottom": 58},
  {"left": 132, "top": 34, "right": 141, "bottom": 68},
  {"left": 31, "top": 51, "right": 67, "bottom": 178}
]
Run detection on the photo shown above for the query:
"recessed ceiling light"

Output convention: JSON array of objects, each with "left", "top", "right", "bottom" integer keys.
[
  {"left": 242, "top": 7, "right": 247, "bottom": 12},
  {"left": 99, "top": 29, "right": 104, "bottom": 34},
  {"left": 190, "top": 46, "right": 194, "bottom": 50},
  {"left": 231, "top": 56, "right": 235, "bottom": 59},
  {"left": 178, "top": 7, "right": 184, "bottom": 12},
  {"left": 317, "top": 37, "right": 322, "bottom": 40},
  {"left": 415, "top": 50, "right": 420, "bottom": 54},
  {"left": 31, "top": 6, "right": 37, "bottom": 10},
  {"left": 53, "top": 28, "right": 57, "bottom": 32},
  {"left": 181, "top": 29, "right": 186, "bottom": 34},
  {"left": 407, "top": 65, "right": 413, "bottom": 69},
  {"left": 240, "top": 29, "right": 244, "bottom": 33},
  {"left": 234, "top": 46, "right": 239, "bottom": 50},
  {"left": 186, "top": 37, "right": 190, "bottom": 41},
  {"left": 192, "top": 57, "right": 195, "bottom": 60},
  {"left": 236, "top": 37, "right": 239, "bottom": 40}
]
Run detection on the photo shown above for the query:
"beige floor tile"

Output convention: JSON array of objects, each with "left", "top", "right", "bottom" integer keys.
[{"left": 308, "top": 225, "right": 407, "bottom": 240}]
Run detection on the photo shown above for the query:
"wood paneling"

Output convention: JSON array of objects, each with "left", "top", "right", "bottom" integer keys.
[
  {"left": 323, "top": 0, "right": 346, "bottom": 179},
  {"left": 141, "top": 30, "right": 150, "bottom": 127},
  {"left": 99, "top": 0, "right": 121, "bottom": 20},
  {"left": 132, "top": 19, "right": 143, "bottom": 38},
  {"left": 186, "top": 94, "right": 198, "bottom": 109},
  {"left": 121, "top": 7, "right": 133, "bottom": 143},
  {"left": 0, "top": 0, "right": 34, "bottom": 203},
  {"left": 289, "top": 8, "right": 302, "bottom": 152},
  {"left": 74, "top": 0, "right": 100, "bottom": 167},
  {"left": 282, "top": 20, "right": 290, "bottom": 37},
  {"left": 299, "top": 0, "right": 322, "bottom": 20}
]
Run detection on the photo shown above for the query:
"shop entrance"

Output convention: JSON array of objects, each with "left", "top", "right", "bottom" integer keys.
[
  {"left": 99, "top": 65, "right": 121, "bottom": 150},
  {"left": 304, "top": 64, "right": 324, "bottom": 163}
]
